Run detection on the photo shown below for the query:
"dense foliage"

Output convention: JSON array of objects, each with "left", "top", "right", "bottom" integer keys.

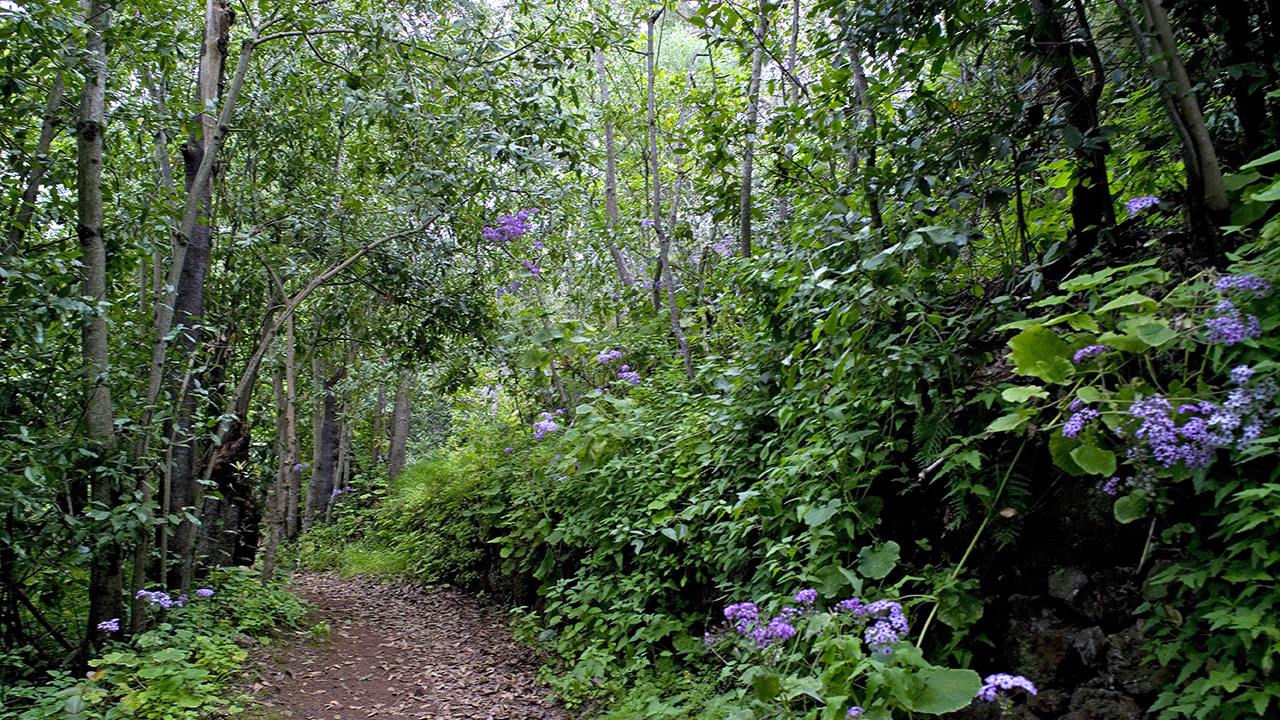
[{"left": 3, "top": 0, "right": 1280, "bottom": 717}]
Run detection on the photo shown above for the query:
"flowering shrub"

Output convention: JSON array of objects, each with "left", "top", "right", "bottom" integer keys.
[
  {"left": 993, "top": 255, "right": 1280, "bottom": 718},
  {"left": 703, "top": 589, "right": 987, "bottom": 719}
]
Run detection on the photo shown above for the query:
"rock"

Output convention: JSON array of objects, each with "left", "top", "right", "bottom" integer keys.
[
  {"left": 1027, "top": 687, "right": 1070, "bottom": 715},
  {"left": 1072, "top": 626, "right": 1108, "bottom": 668},
  {"left": 1062, "top": 687, "right": 1143, "bottom": 719},
  {"left": 1048, "top": 567, "right": 1090, "bottom": 603},
  {"left": 1107, "top": 623, "right": 1167, "bottom": 695}
]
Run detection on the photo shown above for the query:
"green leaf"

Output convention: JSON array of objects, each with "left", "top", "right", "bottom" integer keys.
[
  {"left": 985, "top": 412, "right": 1029, "bottom": 433},
  {"left": 1070, "top": 444, "right": 1116, "bottom": 476},
  {"left": 751, "top": 671, "right": 782, "bottom": 702},
  {"left": 858, "top": 541, "right": 900, "bottom": 579},
  {"left": 1007, "top": 325, "right": 1073, "bottom": 383},
  {"left": 804, "top": 499, "right": 841, "bottom": 527},
  {"left": 1114, "top": 494, "right": 1148, "bottom": 524},
  {"left": 1050, "top": 434, "right": 1087, "bottom": 476},
  {"left": 1241, "top": 148, "right": 1280, "bottom": 169},
  {"left": 1095, "top": 292, "right": 1156, "bottom": 314},
  {"left": 904, "top": 667, "right": 982, "bottom": 714},
  {"left": 1133, "top": 322, "right": 1178, "bottom": 347},
  {"left": 1001, "top": 385, "right": 1048, "bottom": 403},
  {"left": 1250, "top": 179, "right": 1280, "bottom": 203},
  {"left": 1097, "top": 330, "right": 1150, "bottom": 353}
]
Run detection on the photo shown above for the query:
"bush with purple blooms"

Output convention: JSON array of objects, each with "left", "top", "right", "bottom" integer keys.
[
  {"left": 996, "top": 257, "right": 1280, "bottom": 719},
  {"left": 703, "top": 589, "right": 983, "bottom": 718}
]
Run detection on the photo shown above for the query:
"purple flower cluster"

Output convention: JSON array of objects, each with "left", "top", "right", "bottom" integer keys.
[
  {"left": 1128, "top": 395, "right": 1230, "bottom": 468},
  {"left": 794, "top": 588, "right": 818, "bottom": 606},
  {"left": 596, "top": 348, "right": 623, "bottom": 363},
  {"left": 1099, "top": 477, "right": 1122, "bottom": 495},
  {"left": 97, "top": 618, "right": 119, "bottom": 632},
  {"left": 496, "top": 278, "right": 523, "bottom": 299},
  {"left": 331, "top": 486, "right": 351, "bottom": 497},
  {"left": 504, "top": 447, "right": 513, "bottom": 453},
  {"left": 846, "top": 707, "right": 864, "bottom": 718},
  {"left": 1231, "top": 365, "right": 1255, "bottom": 386},
  {"left": 1072, "top": 344, "right": 1109, "bottom": 365},
  {"left": 521, "top": 260, "right": 542, "bottom": 276},
  {"left": 862, "top": 600, "right": 909, "bottom": 654},
  {"left": 1062, "top": 407, "right": 1099, "bottom": 438},
  {"left": 723, "top": 602, "right": 759, "bottom": 632},
  {"left": 1124, "top": 196, "right": 1160, "bottom": 214},
  {"left": 292, "top": 462, "right": 310, "bottom": 471},
  {"left": 532, "top": 412, "right": 560, "bottom": 440},
  {"left": 1215, "top": 274, "right": 1272, "bottom": 298},
  {"left": 710, "top": 236, "right": 735, "bottom": 257},
  {"left": 978, "top": 673, "right": 1038, "bottom": 702},
  {"left": 641, "top": 218, "right": 654, "bottom": 228},
  {"left": 482, "top": 209, "right": 536, "bottom": 244},
  {"left": 1204, "top": 300, "right": 1261, "bottom": 346},
  {"left": 137, "top": 589, "right": 176, "bottom": 608},
  {"left": 195, "top": 588, "right": 214, "bottom": 598},
  {"left": 752, "top": 615, "right": 799, "bottom": 649},
  {"left": 617, "top": 365, "right": 641, "bottom": 385}
]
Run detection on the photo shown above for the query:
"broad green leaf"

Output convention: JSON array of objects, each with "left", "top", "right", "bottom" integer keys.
[
  {"left": 1241, "top": 148, "right": 1280, "bottom": 169},
  {"left": 1070, "top": 444, "right": 1116, "bottom": 476},
  {"left": 1095, "top": 292, "right": 1156, "bottom": 314},
  {"left": 858, "top": 541, "right": 900, "bottom": 579},
  {"left": 1133, "top": 322, "right": 1178, "bottom": 347},
  {"left": 751, "top": 670, "right": 782, "bottom": 701},
  {"left": 1007, "top": 325, "right": 1072, "bottom": 383},
  {"left": 1114, "top": 494, "right": 1148, "bottom": 524},
  {"left": 1050, "top": 434, "right": 1087, "bottom": 476},
  {"left": 804, "top": 499, "right": 841, "bottom": 527},
  {"left": 985, "top": 412, "right": 1029, "bottom": 433},
  {"left": 1001, "top": 385, "right": 1048, "bottom": 403},
  {"left": 904, "top": 667, "right": 982, "bottom": 714}
]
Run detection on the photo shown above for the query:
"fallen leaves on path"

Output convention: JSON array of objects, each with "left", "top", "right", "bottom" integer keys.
[{"left": 240, "top": 573, "right": 564, "bottom": 720}]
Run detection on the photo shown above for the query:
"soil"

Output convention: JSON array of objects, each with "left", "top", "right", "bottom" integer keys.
[{"left": 236, "top": 573, "right": 564, "bottom": 720}]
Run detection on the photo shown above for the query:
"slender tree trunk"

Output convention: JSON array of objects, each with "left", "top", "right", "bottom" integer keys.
[
  {"left": 371, "top": 380, "right": 385, "bottom": 471},
  {"left": 7, "top": 74, "right": 66, "bottom": 252},
  {"left": 740, "top": 11, "right": 768, "bottom": 259},
  {"left": 76, "top": 0, "right": 120, "bottom": 651},
  {"left": 261, "top": 368, "right": 288, "bottom": 584},
  {"left": 284, "top": 316, "right": 301, "bottom": 540},
  {"left": 777, "top": 0, "right": 800, "bottom": 226},
  {"left": 387, "top": 370, "right": 413, "bottom": 483},
  {"left": 647, "top": 15, "right": 695, "bottom": 381},
  {"left": 1029, "top": 0, "right": 1115, "bottom": 268},
  {"left": 850, "top": 60, "right": 883, "bottom": 231},
  {"left": 307, "top": 369, "right": 342, "bottom": 526},
  {"left": 595, "top": 48, "right": 636, "bottom": 289},
  {"left": 1141, "top": 0, "right": 1229, "bottom": 224}
]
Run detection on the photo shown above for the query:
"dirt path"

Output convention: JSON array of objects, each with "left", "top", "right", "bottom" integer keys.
[{"left": 240, "top": 573, "right": 564, "bottom": 720}]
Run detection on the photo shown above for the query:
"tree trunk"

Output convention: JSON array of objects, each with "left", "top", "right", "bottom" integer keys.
[
  {"left": 595, "top": 49, "right": 637, "bottom": 289},
  {"left": 739, "top": 11, "right": 768, "bottom": 259},
  {"left": 76, "top": 0, "right": 120, "bottom": 651},
  {"left": 306, "top": 370, "right": 342, "bottom": 527},
  {"left": 1141, "top": 0, "right": 1229, "bottom": 225},
  {"left": 371, "top": 380, "right": 385, "bottom": 471},
  {"left": 647, "top": 15, "right": 695, "bottom": 381},
  {"left": 7, "top": 73, "right": 66, "bottom": 253},
  {"left": 284, "top": 316, "right": 301, "bottom": 540},
  {"left": 777, "top": 0, "right": 800, "bottom": 226},
  {"left": 387, "top": 370, "right": 413, "bottom": 483},
  {"left": 1029, "top": 0, "right": 1115, "bottom": 269},
  {"left": 261, "top": 368, "right": 288, "bottom": 584}
]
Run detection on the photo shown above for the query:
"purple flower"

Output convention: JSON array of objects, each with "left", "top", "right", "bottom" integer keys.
[
  {"left": 1062, "top": 408, "right": 1098, "bottom": 438},
  {"left": 554, "top": 408, "right": 564, "bottom": 415},
  {"left": 1072, "top": 344, "right": 1109, "bottom": 365},
  {"left": 1205, "top": 300, "right": 1262, "bottom": 346},
  {"left": 482, "top": 209, "right": 537, "bottom": 244},
  {"left": 846, "top": 708, "right": 864, "bottom": 719},
  {"left": 596, "top": 349, "right": 623, "bottom": 363},
  {"left": 1231, "top": 365, "right": 1255, "bottom": 386},
  {"left": 1215, "top": 274, "right": 1272, "bottom": 298},
  {"left": 97, "top": 618, "right": 119, "bottom": 632},
  {"left": 978, "top": 673, "right": 1038, "bottom": 702},
  {"left": 641, "top": 218, "right": 654, "bottom": 228},
  {"left": 617, "top": 370, "right": 641, "bottom": 385},
  {"left": 1069, "top": 399, "right": 1085, "bottom": 412},
  {"left": 1100, "top": 477, "right": 1121, "bottom": 496},
  {"left": 724, "top": 602, "right": 759, "bottom": 632},
  {"left": 1125, "top": 196, "right": 1160, "bottom": 214},
  {"left": 195, "top": 588, "right": 214, "bottom": 598},
  {"left": 136, "top": 590, "right": 174, "bottom": 608},
  {"left": 292, "top": 462, "right": 310, "bottom": 471},
  {"left": 532, "top": 240, "right": 544, "bottom": 250},
  {"left": 522, "top": 260, "right": 542, "bottom": 275},
  {"left": 750, "top": 615, "right": 798, "bottom": 649},
  {"left": 533, "top": 412, "right": 560, "bottom": 440},
  {"left": 863, "top": 600, "right": 909, "bottom": 654},
  {"left": 794, "top": 588, "right": 818, "bottom": 606},
  {"left": 504, "top": 447, "right": 513, "bottom": 453},
  {"left": 835, "top": 597, "right": 866, "bottom": 615}
]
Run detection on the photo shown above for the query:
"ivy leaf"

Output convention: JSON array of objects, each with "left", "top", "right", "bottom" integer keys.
[
  {"left": 858, "top": 541, "right": 900, "bottom": 579},
  {"left": 1070, "top": 444, "right": 1116, "bottom": 476}
]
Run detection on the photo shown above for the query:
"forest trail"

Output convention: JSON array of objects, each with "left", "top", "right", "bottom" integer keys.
[{"left": 240, "top": 574, "right": 564, "bottom": 720}]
